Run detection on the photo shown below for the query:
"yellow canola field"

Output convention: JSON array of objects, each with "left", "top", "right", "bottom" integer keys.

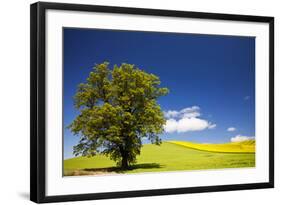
[{"left": 168, "top": 140, "right": 255, "bottom": 153}]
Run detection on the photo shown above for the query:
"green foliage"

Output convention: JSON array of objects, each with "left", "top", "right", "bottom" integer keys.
[{"left": 69, "top": 62, "right": 169, "bottom": 169}]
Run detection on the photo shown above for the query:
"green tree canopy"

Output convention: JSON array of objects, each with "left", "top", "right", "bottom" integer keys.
[{"left": 69, "top": 62, "right": 169, "bottom": 169}]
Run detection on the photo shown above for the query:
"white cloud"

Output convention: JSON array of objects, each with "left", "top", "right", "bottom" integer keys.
[
  {"left": 164, "top": 106, "right": 216, "bottom": 133},
  {"left": 164, "top": 106, "right": 200, "bottom": 119},
  {"left": 164, "top": 119, "right": 178, "bottom": 133},
  {"left": 227, "top": 127, "right": 236, "bottom": 132},
  {"left": 177, "top": 118, "right": 209, "bottom": 132},
  {"left": 163, "top": 110, "right": 179, "bottom": 118},
  {"left": 230, "top": 135, "right": 255, "bottom": 142}
]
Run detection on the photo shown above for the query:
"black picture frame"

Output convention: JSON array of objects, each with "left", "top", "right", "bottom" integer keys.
[{"left": 30, "top": 2, "right": 274, "bottom": 203}]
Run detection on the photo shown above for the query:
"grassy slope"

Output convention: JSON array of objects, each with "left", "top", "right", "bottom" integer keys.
[
  {"left": 169, "top": 140, "right": 255, "bottom": 153},
  {"left": 64, "top": 141, "right": 255, "bottom": 176}
]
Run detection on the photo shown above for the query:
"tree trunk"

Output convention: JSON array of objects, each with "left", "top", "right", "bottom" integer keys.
[
  {"left": 121, "top": 156, "right": 129, "bottom": 170},
  {"left": 121, "top": 151, "right": 129, "bottom": 170}
]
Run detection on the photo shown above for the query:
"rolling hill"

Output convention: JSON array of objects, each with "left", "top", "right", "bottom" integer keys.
[
  {"left": 64, "top": 141, "right": 255, "bottom": 176},
  {"left": 168, "top": 140, "right": 255, "bottom": 153}
]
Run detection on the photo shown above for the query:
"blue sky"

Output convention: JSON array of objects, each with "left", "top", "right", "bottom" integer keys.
[{"left": 63, "top": 28, "right": 255, "bottom": 159}]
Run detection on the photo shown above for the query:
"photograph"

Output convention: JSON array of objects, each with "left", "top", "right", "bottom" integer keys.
[
  {"left": 30, "top": 2, "right": 274, "bottom": 202},
  {"left": 63, "top": 28, "right": 256, "bottom": 177}
]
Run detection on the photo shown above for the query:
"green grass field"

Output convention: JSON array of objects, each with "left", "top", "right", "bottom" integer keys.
[{"left": 64, "top": 141, "right": 255, "bottom": 176}]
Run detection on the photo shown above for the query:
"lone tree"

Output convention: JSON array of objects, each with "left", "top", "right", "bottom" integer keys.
[{"left": 69, "top": 62, "right": 169, "bottom": 170}]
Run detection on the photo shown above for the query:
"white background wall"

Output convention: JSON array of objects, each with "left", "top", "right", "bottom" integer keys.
[{"left": 0, "top": 0, "right": 279, "bottom": 204}]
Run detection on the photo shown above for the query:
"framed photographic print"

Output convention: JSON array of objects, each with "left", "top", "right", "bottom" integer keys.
[{"left": 30, "top": 2, "right": 274, "bottom": 203}]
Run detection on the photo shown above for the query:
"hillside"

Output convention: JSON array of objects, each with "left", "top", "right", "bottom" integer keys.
[
  {"left": 64, "top": 141, "right": 255, "bottom": 176},
  {"left": 168, "top": 140, "right": 255, "bottom": 153}
]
